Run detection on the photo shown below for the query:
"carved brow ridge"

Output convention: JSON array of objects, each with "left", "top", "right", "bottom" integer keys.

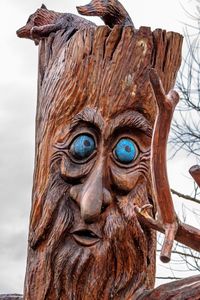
[
  {"left": 70, "top": 107, "right": 104, "bottom": 131},
  {"left": 70, "top": 108, "right": 152, "bottom": 137},
  {"left": 107, "top": 111, "right": 153, "bottom": 137}
]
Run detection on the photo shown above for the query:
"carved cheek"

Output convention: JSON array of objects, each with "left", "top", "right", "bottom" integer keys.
[
  {"left": 110, "top": 164, "right": 141, "bottom": 192},
  {"left": 60, "top": 155, "right": 95, "bottom": 180}
]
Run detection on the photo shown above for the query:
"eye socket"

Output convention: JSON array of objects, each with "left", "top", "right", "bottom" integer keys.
[
  {"left": 69, "top": 134, "right": 96, "bottom": 160},
  {"left": 113, "top": 138, "right": 138, "bottom": 164}
]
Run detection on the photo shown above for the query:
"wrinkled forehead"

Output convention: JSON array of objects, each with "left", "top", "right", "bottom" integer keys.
[{"left": 42, "top": 26, "right": 157, "bottom": 129}]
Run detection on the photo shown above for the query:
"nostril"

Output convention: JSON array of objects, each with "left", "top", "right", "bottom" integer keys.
[
  {"left": 101, "top": 204, "right": 107, "bottom": 214},
  {"left": 82, "top": 213, "right": 99, "bottom": 224}
]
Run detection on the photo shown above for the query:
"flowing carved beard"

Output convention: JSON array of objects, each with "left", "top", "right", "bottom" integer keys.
[{"left": 27, "top": 173, "right": 151, "bottom": 300}]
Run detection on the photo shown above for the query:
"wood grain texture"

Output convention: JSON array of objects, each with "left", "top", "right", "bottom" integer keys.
[
  {"left": 149, "top": 69, "right": 179, "bottom": 263},
  {"left": 24, "top": 24, "right": 158, "bottom": 300},
  {"left": 136, "top": 70, "right": 200, "bottom": 259},
  {"left": 16, "top": 5, "right": 95, "bottom": 45},
  {"left": 15, "top": 1, "right": 200, "bottom": 300},
  {"left": 136, "top": 275, "right": 200, "bottom": 299},
  {"left": 136, "top": 208, "right": 200, "bottom": 252},
  {"left": 0, "top": 295, "right": 23, "bottom": 300},
  {"left": 77, "top": 0, "right": 134, "bottom": 27}
]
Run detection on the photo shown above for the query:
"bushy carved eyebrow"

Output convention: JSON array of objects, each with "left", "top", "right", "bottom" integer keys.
[
  {"left": 107, "top": 110, "right": 152, "bottom": 138},
  {"left": 70, "top": 107, "right": 104, "bottom": 131}
]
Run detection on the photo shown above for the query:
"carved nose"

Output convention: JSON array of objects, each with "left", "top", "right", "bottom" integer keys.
[{"left": 70, "top": 165, "right": 112, "bottom": 223}]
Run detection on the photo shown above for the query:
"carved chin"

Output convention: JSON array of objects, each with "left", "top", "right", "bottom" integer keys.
[
  {"left": 29, "top": 182, "right": 150, "bottom": 299},
  {"left": 46, "top": 203, "right": 148, "bottom": 299}
]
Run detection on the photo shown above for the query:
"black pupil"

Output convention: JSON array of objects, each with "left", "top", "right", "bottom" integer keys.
[
  {"left": 84, "top": 140, "right": 90, "bottom": 147},
  {"left": 125, "top": 145, "right": 131, "bottom": 153}
]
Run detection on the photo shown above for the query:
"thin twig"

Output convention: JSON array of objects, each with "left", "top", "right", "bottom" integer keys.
[
  {"left": 171, "top": 189, "right": 200, "bottom": 205},
  {"left": 157, "top": 249, "right": 200, "bottom": 260},
  {"left": 156, "top": 276, "right": 182, "bottom": 280}
]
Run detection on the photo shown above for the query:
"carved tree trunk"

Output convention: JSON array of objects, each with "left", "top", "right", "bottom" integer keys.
[{"left": 14, "top": 1, "right": 199, "bottom": 299}]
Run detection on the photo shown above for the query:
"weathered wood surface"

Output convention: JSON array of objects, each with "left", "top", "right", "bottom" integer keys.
[
  {"left": 135, "top": 69, "right": 200, "bottom": 261},
  {"left": 77, "top": 0, "right": 134, "bottom": 27},
  {"left": 0, "top": 295, "right": 22, "bottom": 300},
  {"left": 14, "top": 0, "right": 200, "bottom": 299},
  {"left": 150, "top": 69, "right": 179, "bottom": 263},
  {"left": 136, "top": 275, "right": 200, "bottom": 299}
]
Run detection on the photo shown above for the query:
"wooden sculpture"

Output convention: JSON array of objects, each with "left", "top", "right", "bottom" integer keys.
[{"left": 2, "top": 0, "right": 200, "bottom": 299}]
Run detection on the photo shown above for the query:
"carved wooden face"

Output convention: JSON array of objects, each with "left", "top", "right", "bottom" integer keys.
[
  {"left": 33, "top": 107, "right": 154, "bottom": 299},
  {"left": 18, "top": 2, "right": 183, "bottom": 298},
  {"left": 56, "top": 107, "right": 152, "bottom": 227},
  {"left": 27, "top": 27, "right": 157, "bottom": 299}
]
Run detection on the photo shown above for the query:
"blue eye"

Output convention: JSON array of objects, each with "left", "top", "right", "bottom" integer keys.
[
  {"left": 114, "top": 138, "right": 138, "bottom": 164},
  {"left": 70, "top": 134, "right": 95, "bottom": 160}
]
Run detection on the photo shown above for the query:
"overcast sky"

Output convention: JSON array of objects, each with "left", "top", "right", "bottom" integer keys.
[{"left": 0, "top": 0, "right": 199, "bottom": 295}]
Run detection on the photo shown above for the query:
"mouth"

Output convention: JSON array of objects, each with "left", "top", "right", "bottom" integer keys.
[
  {"left": 16, "top": 26, "right": 30, "bottom": 38},
  {"left": 72, "top": 229, "right": 100, "bottom": 246}
]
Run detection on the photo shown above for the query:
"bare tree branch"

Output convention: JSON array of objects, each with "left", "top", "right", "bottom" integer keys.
[
  {"left": 157, "top": 249, "right": 200, "bottom": 260},
  {"left": 156, "top": 276, "right": 182, "bottom": 280},
  {"left": 171, "top": 188, "right": 200, "bottom": 205}
]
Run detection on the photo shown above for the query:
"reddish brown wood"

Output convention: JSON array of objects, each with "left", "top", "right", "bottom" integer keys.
[
  {"left": 16, "top": 5, "right": 95, "bottom": 45},
  {"left": 77, "top": 0, "right": 134, "bottom": 27},
  {"left": 149, "top": 69, "right": 179, "bottom": 263},
  {"left": 136, "top": 275, "right": 200, "bottom": 299},
  {"left": 135, "top": 70, "right": 200, "bottom": 259},
  {"left": 14, "top": 0, "right": 200, "bottom": 299},
  {"left": 23, "top": 24, "right": 158, "bottom": 300},
  {"left": 189, "top": 165, "right": 200, "bottom": 187},
  {"left": 136, "top": 208, "right": 200, "bottom": 252}
]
